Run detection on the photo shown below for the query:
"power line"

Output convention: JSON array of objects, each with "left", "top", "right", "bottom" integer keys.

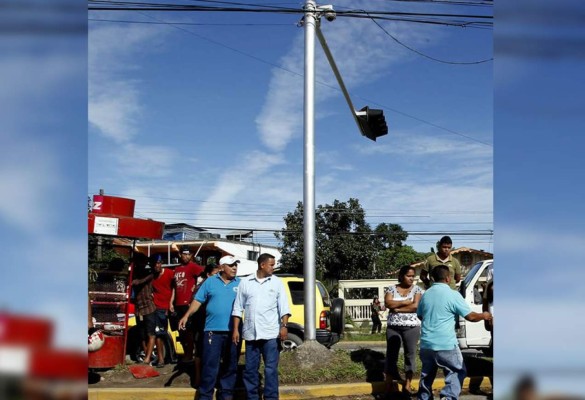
[
  {"left": 87, "top": 0, "right": 493, "bottom": 28},
  {"left": 88, "top": 17, "right": 294, "bottom": 26},
  {"left": 130, "top": 220, "right": 494, "bottom": 235},
  {"left": 377, "top": 0, "right": 492, "bottom": 6},
  {"left": 363, "top": 10, "right": 493, "bottom": 65},
  {"left": 92, "top": 191, "right": 492, "bottom": 215}
]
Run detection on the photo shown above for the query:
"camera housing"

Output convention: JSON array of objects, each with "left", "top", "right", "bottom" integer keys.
[{"left": 317, "top": 5, "right": 336, "bottom": 22}]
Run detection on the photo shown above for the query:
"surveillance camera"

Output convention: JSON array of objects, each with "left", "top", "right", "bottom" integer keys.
[
  {"left": 324, "top": 11, "right": 336, "bottom": 21},
  {"left": 316, "top": 4, "right": 336, "bottom": 22}
]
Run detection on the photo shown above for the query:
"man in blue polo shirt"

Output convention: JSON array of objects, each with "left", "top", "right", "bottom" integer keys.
[
  {"left": 416, "top": 265, "right": 492, "bottom": 400},
  {"left": 178, "top": 255, "right": 241, "bottom": 400}
]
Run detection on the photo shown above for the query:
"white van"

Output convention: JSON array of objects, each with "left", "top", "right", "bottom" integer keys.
[{"left": 456, "top": 259, "right": 493, "bottom": 355}]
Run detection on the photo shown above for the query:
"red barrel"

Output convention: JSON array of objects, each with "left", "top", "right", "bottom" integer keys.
[
  {"left": 92, "top": 195, "right": 135, "bottom": 217},
  {"left": 88, "top": 335, "right": 126, "bottom": 369}
]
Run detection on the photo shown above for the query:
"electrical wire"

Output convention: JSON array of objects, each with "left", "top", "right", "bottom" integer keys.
[
  {"left": 361, "top": 10, "right": 493, "bottom": 65},
  {"left": 88, "top": 17, "right": 294, "bottom": 25}
]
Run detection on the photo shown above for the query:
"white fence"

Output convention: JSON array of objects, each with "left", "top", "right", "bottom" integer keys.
[{"left": 338, "top": 278, "right": 423, "bottom": 323}]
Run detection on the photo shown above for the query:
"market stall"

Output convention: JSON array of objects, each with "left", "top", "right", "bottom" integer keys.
[{"left": 88, "top": 193, "right": 164, "bottom": 369}]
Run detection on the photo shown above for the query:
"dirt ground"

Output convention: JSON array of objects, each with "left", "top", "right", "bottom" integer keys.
[{"left": 89, "top": 360, "right": 199, "bottom": 388}]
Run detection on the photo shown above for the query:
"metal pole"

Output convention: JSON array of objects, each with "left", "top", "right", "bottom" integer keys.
[
  {"left": 315, "top": 26, "right": 363, "bottom": 133},
  {"left": 303, "top": 0, "right": 317, "bottom": 342}
]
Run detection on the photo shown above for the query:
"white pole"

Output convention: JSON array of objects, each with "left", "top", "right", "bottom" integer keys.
[{"left": 303, "top": 0, "right": 317, "bottom": 342}]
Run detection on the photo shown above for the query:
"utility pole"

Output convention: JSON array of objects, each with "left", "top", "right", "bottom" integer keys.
[
  {"left": 301, "top": 2, "right": 388, "bottom": 344},
  {"left": 302, "top": 0, "right": 317, "bottom": 342}
]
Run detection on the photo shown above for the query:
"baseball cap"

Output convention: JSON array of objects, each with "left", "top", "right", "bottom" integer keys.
[
  {"left": 180, "top": 246, "right": 191, "bottom": 254},
  {"left": 219, "top": 255, "right": 240, "bottom": 265}
]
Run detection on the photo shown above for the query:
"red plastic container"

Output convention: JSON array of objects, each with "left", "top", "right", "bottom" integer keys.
[{"left": 87, "top": 335, "right": 125, "bottom": 369}]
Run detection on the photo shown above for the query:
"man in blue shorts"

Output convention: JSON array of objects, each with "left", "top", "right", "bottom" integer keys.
[
  {"left": 178, "top": 255, "right": 241, "bottom": 400},
  {"left": 416, "top": 265, "right": 492, "bottom": 400}
]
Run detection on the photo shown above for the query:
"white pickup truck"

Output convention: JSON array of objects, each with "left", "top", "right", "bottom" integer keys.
[{"left": 456, "top": 259, "right": 493, "bottom": 356}]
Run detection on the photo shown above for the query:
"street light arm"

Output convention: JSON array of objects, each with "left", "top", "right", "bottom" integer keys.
[{"left": 315, "top": 24, "right": 362, "bottom": 132}]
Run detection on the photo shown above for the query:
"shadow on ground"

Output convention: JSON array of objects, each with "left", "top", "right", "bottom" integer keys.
[
  {"left": 164, "top": 361, "right": 196, "bottom": 388},
  {"left": 350, "top": 349, "right": 386, "bottom": 383}
]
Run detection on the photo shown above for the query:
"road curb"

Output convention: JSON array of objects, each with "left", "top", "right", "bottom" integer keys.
[{"left": 89, "top": 377, "right": 492, "bottom": 399}]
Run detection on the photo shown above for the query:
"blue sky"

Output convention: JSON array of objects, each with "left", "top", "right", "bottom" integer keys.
[
  {"left": 4, "top": 1, "right": 585, "bottom": 397},
  {"left": 0, "top": 4, "right": 87, "bottom": 351},
  {"left": 88, "top": 0, "right": 494, "bottom": 254},
  {"left": 493, "top": 0, "right": 585, "bottom": 397}
]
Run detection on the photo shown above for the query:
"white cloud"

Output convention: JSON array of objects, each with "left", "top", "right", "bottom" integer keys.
[
  {"left": 496, "top": 225, "right": 585, "bottom": 256},
  {"left": 88, "top": 21, "right": 183, "bottom": 185},
  {"left": 198, "top": 151, "right": 288, "bottom": 230},
  {"left": 114, "top": 142, "right": 176, "bottom": 179},
  {"left": 495, "top": 298, "right": 585, "bottom": 369},
  {"left": 317, "top": 150, "right": 355, "bottom": 171},
  {"left": 88, "top": 80, "right": 142, "bottom": 143},
  {"left": 88, "top": 23, "right": 164, "bottom": 144},
  {"left": 0, "top": 137, "right": 61, "bottom": 233},
  {"left": 355, "top": 130, "right": 493, "bottom": 157}
]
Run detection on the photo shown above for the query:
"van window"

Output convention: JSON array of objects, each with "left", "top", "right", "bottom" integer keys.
[
  {"left": 287, "top": 281, "right": 330, "bottom": 307},
  {"left": 462, "top": 261, "right": 484, "bottom": 288},
  {"left": 317, "top": 282, "right": 331, "bottom": 307}
]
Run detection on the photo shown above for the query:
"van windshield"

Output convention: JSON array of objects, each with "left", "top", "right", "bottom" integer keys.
[
  {"left": 460, "top": 261, "right": 492, "bottom": 297},
  {"left": 463, "top": 262, "right": 484, "bottom": 288}
]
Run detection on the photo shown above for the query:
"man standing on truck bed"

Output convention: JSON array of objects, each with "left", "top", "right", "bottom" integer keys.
[
  {"left": 172, "top": 245, "right": 204, "bottom": 363},
  {"left": 416, "top": 265, "right": 492, "bottom": 400},
  {"left": 420, "top": 236, "right": 461, "bottom": 290}
]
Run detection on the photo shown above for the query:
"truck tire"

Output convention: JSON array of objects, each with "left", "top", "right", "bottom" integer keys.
[
  {"left": 330, "top": 298, "right": 345, "bottom": 335},
  {"left": 281, "top": 333, "right": 303, "bottom": 351},
  {"left": 161, "top": 331, "right": 178, "bottom": 364}
]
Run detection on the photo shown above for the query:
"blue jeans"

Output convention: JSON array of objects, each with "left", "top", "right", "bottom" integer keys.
[
  {"left": 417, "top": 347, "right": 466, "bottom": 400},
  {"left": 244, "top": 338, "right": 280, "bottom": 400},
  {"left": 199, "top": 331, "right": 240, "bottom": 400}
]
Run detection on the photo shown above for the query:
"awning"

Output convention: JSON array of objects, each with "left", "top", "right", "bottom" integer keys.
[{"left": 133, "top": 240, "right": 280, "bottom": 276}]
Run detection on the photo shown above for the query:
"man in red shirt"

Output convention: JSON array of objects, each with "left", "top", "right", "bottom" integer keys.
[
  {"left": 151, "top": 254, "right": 175, "bottom": 367},
  {"left": 173, "top": 246, "right": 204, "bottom": 363}
]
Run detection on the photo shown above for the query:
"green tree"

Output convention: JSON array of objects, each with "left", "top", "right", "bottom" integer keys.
[
  {"left": 275, "top": 198, "right": 410, "bottom": 281},
  {"left": 374, "top": 245, "right": 428, "bottom": 278}
]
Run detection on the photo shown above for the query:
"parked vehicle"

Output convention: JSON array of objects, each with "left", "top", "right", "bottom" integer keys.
[
  {"left": 277, "top": 274, "right": 345, "bottom": 350},
  {"left": 456, "top": 259, "right": 493, "bottom": 355}
]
